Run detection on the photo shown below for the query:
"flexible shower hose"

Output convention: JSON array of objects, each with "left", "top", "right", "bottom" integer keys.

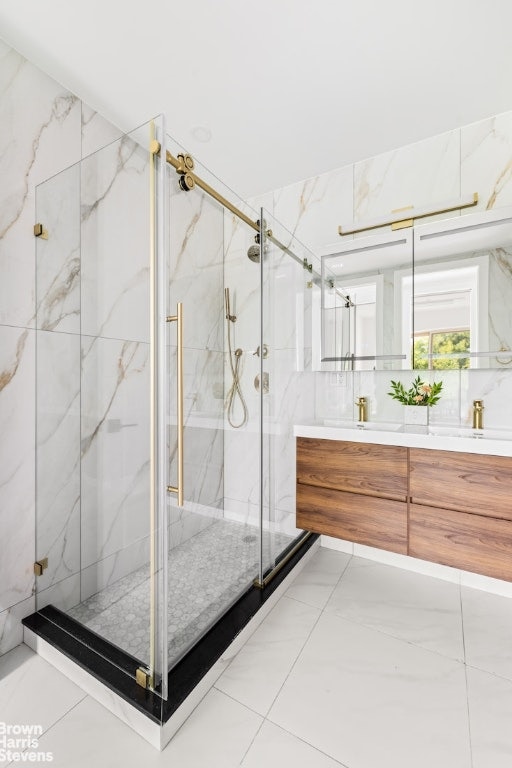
[{"left": 226, "top": 325, "right": 248, "bottom": 429}]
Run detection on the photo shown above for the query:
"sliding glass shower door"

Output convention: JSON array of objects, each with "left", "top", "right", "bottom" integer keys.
[{"left": 165, "top": 134, "right": 267, "bottom": 668}]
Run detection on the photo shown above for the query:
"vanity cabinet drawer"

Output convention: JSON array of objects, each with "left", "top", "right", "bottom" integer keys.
[
  {"left": 409, "top": 503, "right": 512, "bottom": 582},
  {"left": 297, "top": 483, "right": 408, "bottom": 554},
  {"left": 409, "top": 448, "right": 512, "bottom": 520},
  {"left": 297, "top": 437, "right": 408, "bottom": 501}
]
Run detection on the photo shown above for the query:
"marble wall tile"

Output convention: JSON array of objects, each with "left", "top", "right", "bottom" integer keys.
[
  {"left": 168, "top": 423, "right": 224, "bottom": 510},
  {"left": 0, "top": 326, "right": 35, "bottom": 610},
  {"left": 224, "top": 429, "right": 260, "bottom": 509},
  {"left": 461, "top": 110, "right": 512, "bottom": 212},
  {"left": 354, "top": 129, "right": 460, "bottom": 224},
  {"left": 81, "top": 103, "right": 123, "bottom": 159},
  {"left": 168, "top": 507, "right": 218, "bottom": 551},
  {"left": 0, "top": 41, "right": 80, "bottom": 328},
  {"left": 80, "top": 536, "right": 150, "bottom": 602},
  {"left": 80, "top": 335, "right": 150, "bottom": 570},
  {"left": 488, "top": 246, "right": 512, "bottom": 355},
  {"left": 460, "top": 369, "right": 512, "bottom": 429},
  {"left": 35, "top": 162, "right": 80, "bottom": 333},
  {"left": 314, "top": 371, "right": 354, "bottom": 422},
  {"left": 273, "top": 165, "right": 353, "bottom": 252},
  {"left": 169, "top": 181, "right": 224, "bottom": 352},
  {"left": 0, "top": 596, "right": 35, "bottom": 655},
  {"left": 169, "top": 346, "right": 225, "bottom": 425},
  {"left": 366, "top": 369, "right": 461, "bottom": 425},
  {"left": 81, "top": 135, "right": 149, "bottom": 342},
  {"left": 36, "top": 331, "right": 80, "bottom": 592},
  {"left": 223, "top": 497, "right": 260, "bottom": 527},
  {"left": 37, "top": 573, "right": 80, "bottom": 613}
]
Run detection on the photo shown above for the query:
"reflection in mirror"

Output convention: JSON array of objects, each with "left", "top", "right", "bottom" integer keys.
[
  {"left": 317, "top": 207, "right": 512, "bottom": 372},
  {"left": 319, "top": 231, "right": 411, "bottom": 371},
  {"left": 412, "top": 207, "right": 512, "bottom": 369}
]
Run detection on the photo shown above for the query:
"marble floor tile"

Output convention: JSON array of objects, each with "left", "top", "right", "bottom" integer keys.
[
  {"left": 29, "top": 689, "right": 261, "bottom": 768},
  {"left": 285, "top": 547, "right": 351, "bottom": 610},
  {"left": 241, "top": 720, "right": 347, "bottom": 768},
  {"left": 268, "top": 611, "right": 471, "bottom": 768},
  {"left": 466, "top": 665, "right": 512, "bottom": 768},
  {"left": 325, "top": 556, "right": 464, "bottom": 661},
  {"left": 0, "top": 645, "right": 85, "bottom": 737},
  {"left": 462, "top": 586, "right": 512, "bottom": 680},
  {"left": 215, "top": 596, "right": 320, "bottom": 716},
  {"left": 163, "top": 688, "right": 262, "bottom": 767}
]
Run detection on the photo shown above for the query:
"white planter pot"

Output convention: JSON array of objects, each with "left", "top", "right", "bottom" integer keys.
[{"left": 404, "top": 405, "right": 429, "bottom": 426}]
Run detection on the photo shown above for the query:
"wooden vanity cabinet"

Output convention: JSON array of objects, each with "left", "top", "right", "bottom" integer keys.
[
  {"left": 409, "top": 447, "right": 512, "bottom": 581},
  {"left": 409, "top": 503, "right": 512, "bottom": 582},
  {"left": 409, "top": 448, "right": 512, "bottom": 520},
  {"left": 297, "top": 438, "right": 512, "bottom": 583},
  {"left": 296, "top": 438, "right": 408, "bottom": 554}
]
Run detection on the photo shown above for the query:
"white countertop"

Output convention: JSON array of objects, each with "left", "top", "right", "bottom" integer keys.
[{"left": 294, "top": 422, "right": 512, "bottom": 457}]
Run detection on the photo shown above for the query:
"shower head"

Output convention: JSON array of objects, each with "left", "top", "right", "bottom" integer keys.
[{"left": 247, "top": 245, "right": 261, "bottom": 263}]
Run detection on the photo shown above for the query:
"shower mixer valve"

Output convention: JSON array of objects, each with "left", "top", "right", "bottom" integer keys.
[{"left": 252, "top": 344, "right": 269, "bottom": 359}]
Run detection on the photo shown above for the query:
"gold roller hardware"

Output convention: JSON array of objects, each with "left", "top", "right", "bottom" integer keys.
[{"left": 151, "top": 142, "right": 320, "bottom": 279}]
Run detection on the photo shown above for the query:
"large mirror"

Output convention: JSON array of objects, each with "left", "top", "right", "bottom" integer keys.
[
  {"left": 411, "top": 207, "right": 512, "bottom": 370},
  {"left": 319, "top": 206, "right": 512, "bottom": 371},
  {"left": 319, "top": 230, "right": 413, "bottom": 371}
]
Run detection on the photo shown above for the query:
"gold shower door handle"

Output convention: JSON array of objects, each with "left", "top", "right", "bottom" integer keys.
[{"left": 167, "top": 302, "right": 184, "bottom": 506}]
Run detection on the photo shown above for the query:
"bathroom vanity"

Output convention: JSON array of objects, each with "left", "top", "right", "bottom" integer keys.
[{"left": 295, "top": 424, "right": 512, "bottom": 582}]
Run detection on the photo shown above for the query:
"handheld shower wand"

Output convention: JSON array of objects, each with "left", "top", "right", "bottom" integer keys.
[
  {"left": 224, "top": 288, "right": 248, "bottom": 428},
  {"left": 225, "top": 287, "right": 237, "bottom": 323}
]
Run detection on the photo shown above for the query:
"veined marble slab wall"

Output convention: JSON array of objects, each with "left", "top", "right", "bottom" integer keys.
[
  {"left": 1, "top": 38, "right": 79, "bottom": 654},
  {"left": 223, "top": 204, "right": 266, "bottom": 530},
  {"left": 267, "top": 108, "right": 512, "bottom": 431},
  {"left": 0, "top": 36, "right": 134, "bottom": 654},
  {"left": 167, "top": 163, "right": 225, "bottom": 548}
]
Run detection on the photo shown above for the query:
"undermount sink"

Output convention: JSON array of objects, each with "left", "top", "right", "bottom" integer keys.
[
  {"left": 322, "top": 419, "right": 403, "bottom": 432},
  {"left": 428, "top": 425, "right": 512, "bottom": 441}
]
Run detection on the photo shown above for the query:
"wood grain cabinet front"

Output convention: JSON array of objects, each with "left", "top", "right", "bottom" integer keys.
[
  {"left": 297, "top": 483, "right": 407, "bottom": 554},
  {"left": 409, "top": 448, "right": 512, "bottom": 521},
  {"left": 296, "top": 438, "right": 408, "bottom": 554},
  {"left": 297, "top": 438, "right": 512, "bottom": 583},
  {"left": 409, "top": 503, "right": 512, "bottom": 582},
  {"left": 297, "top": 437, "right": 408, "bottom": 501}
]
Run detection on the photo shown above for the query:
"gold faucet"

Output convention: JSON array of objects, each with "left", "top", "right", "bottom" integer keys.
[
  {"left": 472, "top": 399, "right": 484, "bottom": 430},
  {"left": 356, "top": 396, "right": 367, "bottom": 422}
]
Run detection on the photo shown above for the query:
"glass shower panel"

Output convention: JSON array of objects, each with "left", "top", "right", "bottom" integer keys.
[
  {"left": 165, "top": 133, "right": 264, "bottom": 669},
  {"left": 35, "top": 162, "right": 81, "bottom": 609},
  {"left": 260, "top": 209, "right": 318, "bottom": 574},
  {"left": 35, "top": 118, "right": 167, "bottom": 695}
]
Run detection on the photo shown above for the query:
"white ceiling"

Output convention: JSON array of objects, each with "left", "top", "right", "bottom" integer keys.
[{"left": 1, "top": 1, "right": 512, "bottom": 198}]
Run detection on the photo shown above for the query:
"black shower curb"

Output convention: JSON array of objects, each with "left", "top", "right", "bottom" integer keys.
[{"left": 23, "top": 532, "right": 318, "bottom": 725}]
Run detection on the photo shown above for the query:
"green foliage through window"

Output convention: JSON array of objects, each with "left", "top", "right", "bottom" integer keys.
[{"left": 413, "top": 330, "right": 470, "bottom": 370}]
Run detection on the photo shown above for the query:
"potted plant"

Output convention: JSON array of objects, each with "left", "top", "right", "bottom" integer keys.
[{"left": 388, "top": 375, "right": 443, "bottom": 426}]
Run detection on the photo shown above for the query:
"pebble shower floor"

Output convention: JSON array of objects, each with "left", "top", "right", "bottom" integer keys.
[{"left": 69, "top": 519, "right": 293, "bottom": 667}]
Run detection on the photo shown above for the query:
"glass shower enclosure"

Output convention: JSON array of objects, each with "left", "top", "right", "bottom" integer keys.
[{"left": 33, "top": 115, "right": 314, "bottom": 705}]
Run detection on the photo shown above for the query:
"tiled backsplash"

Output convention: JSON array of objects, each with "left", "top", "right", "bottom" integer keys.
[{"left": 314, "top": 368, "right": 512, "bottom": 431}]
